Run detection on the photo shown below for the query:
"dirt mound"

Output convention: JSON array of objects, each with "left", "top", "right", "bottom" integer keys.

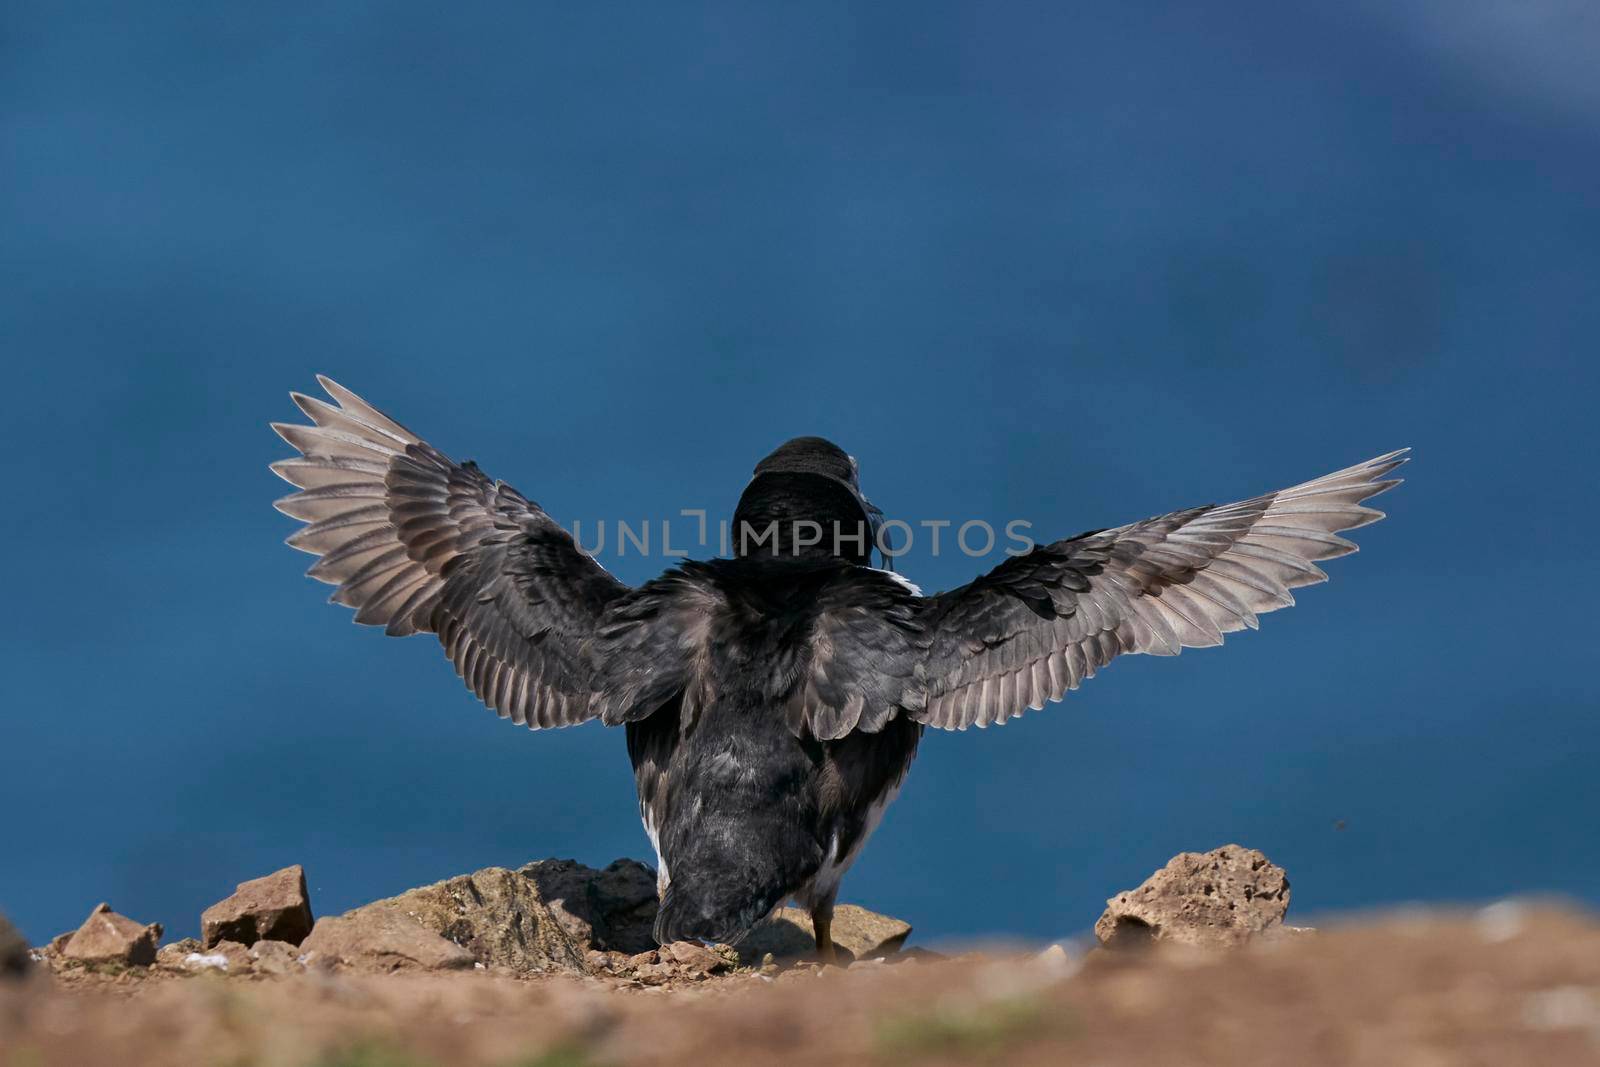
[
  {"left": 24, "top": 855, "right": 913, "bottom": 988},
  {"left": 5, "top": 904, "right": 1599, "bottom": 1066},
  {"left": 20, "top": 846, "right": 1590, "bottom": 1064}
]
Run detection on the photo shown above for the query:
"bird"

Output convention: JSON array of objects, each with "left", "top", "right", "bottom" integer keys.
[{"left": 271, "top": 376, "right": 1405, "bottom": 961}]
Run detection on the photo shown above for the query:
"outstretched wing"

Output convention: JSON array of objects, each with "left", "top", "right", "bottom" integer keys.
[
  {"left": 911, "top": 449, "right": 1408, "bottom": 731},
  {"left": 271, "top": 376, "right": 681, "bottom": 729}
]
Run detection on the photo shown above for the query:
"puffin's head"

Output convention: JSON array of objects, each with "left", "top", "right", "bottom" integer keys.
[{"left": 731, "top": 436, "right": 889, "bottom": 566}]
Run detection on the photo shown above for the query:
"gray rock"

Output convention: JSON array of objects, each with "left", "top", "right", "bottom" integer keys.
[
  {"left": 300, "top": 910, "right": 475, "bottom": 972},
  {"left": 519, "top": 858, "right": 660, "bottom": 955},
  {"left": 733, "top": 905, "right": 912, "bottom": 965},
  {"left": 0, "top": 911, "right": 30, "bottom": 977},
  {"left": 1095, "top": 844, "right": 1291, "bottom": 949},
  {"left": 201, "top": 865, "right": 314, "bottom": 948},
  {"left": 350, "top": 866, "right": 587, "bottom": 974},
  {"left": 62, "top": 904, "right": 163, "bottom": 967}
]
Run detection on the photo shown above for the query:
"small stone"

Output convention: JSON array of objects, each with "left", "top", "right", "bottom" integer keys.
[
  {"left": 1094, "top": 844, "right": 1290, "bottom": 949},
  {"left": 0, "top": 911, "right": 31, "bottom": 978},
  {"left": 1476, "top": 901, "right": 1526, "bottom": 944},
  {"left": 734, "top": 905, "right": 912, "bottom": 965},
  {"left": 201, "top": 865, "right": 314, "bottom": 948},
  {"left": 249, "top": 939, "right": 304, "bottom": 976},
  {"left": 1034, "top": 943, "right": 1078, "bottom": 980},
  {"left": 893, "top": 947, "right": 945, "bottom": 964},
  {"left": 632, "top": 962, "right": 672, "bottom": 986},
  {"left": 299, "top": 910, "right": 476, "bottom": 973},
  {"left": 661, "top": 940, "right": 728, "bottom": 977},
  {"left": 182, "top": 951, "right": 230, "bottom": 972},
  {"left": 156, "top": 938, "right": 204, "bottom": 969},
  {"left": 209, "top": 940, "right": 255, "bottom": 973},
  {"left": 62, "top": 904, "right": 163, "bottom": 967},
  {"left": 180, "top": 940, "right": 254, "bottom": 974}
]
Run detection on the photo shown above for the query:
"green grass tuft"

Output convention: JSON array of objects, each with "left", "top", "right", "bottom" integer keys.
[
  {"left": 505, "top": 1044, "right": 604, "bottom": 1067},
  {"left": 873, "top": 996, "right": 1059, "bottom": 1059},
  {"left": 306, "top": 1041, "right": 436, "bottom": 1067}
]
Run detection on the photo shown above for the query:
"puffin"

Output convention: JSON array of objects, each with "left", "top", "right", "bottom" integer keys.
[{"left": 271, "top": 377, "right": 1404, "bottom": 960}]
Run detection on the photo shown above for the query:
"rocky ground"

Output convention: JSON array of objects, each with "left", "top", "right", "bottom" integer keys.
[{"left": 4, "top": 846, "right": 1600, "bottom": 1065}]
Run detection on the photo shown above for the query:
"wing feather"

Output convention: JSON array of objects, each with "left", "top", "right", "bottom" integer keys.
[
  {"left": 272, "top": 377, "right": 705, "bottom": 730},
  {"left": 909, "top": 449, "right": 1407, "bottom": 730}
]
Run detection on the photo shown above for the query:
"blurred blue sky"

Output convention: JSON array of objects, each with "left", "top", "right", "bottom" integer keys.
[{"left": 2, "top": 2, "right": 1596, "bottom": 946}]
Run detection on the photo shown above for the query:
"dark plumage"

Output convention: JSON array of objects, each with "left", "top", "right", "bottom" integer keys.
[{"left": 272, "top": 378, "right": 1406, "bottom": 959}]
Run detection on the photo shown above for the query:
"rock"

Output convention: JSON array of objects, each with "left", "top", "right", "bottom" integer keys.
[
  {"left": 1037, "top": 943, "right": 1071, "bottom": 967},
  {"left": 347, "top": 866, "right": 587, "bottom": 974},
  {"left": 179, "top": 940, "right": 253, "bottom": 974},
  {"left": 61, "top": 904, "right": 163, "bottom": 967},
  {"left": 175, "top": 949, "right": 229, "bottom": 973},
  {"left": 732, "top": 913, "right": 815, "bottom": 962},
  {"left": 829, "top": 905, "right": 914, "bottom": 959},
  {"left": 591, "top": 943, "right": 724, "bottom": 985},
  {"left": 1034, "top": 942, "right": 1079, "bottom": 981},
  {"left": 0, "top": 911, "right": 30, "bottom": 977},
  {"left": 661, "top": 940, "right": 730, "bottom": 977},
  {"left": 300, "top": 910, "right": 475, "bottom": 973},
  {"left": 295, "top": 857, "right": 906, "bottom": 977},
  {"left": 249, "top": 939, "right": 303, "bottom": 975},
  {"left": 1095, "top": 844, "right": 1291, "bottom": 949},
  {"left": 156, "top": 938, "right": 203, "bottom": 969},
  {"left": 733, "top": 905, "right": 912, "bottom": 965},
  {"left": 895, "top": 946, "right": 946, "bottom": 964},
  {"left": 633, "top": 961, "right": 672, "bottom": 986},
  {"left": 201, "top": 865, "right": 314, "bottom": 948},
  {"left": 519, "top": 858, "right": 660, "bottom": 954}
]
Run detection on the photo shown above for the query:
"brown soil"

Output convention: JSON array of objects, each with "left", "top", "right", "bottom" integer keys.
[{"left": 4, "top": 904, "right": 1600, "bottom": 1066}]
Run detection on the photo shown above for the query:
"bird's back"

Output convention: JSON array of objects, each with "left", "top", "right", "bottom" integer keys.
[{"left": 629, "top": 558, "right": 918, "bottom": 945}]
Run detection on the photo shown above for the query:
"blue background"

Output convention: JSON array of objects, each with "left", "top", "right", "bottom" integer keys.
[{"left": 2, "top": 2, "right": 1595, "bottom": 947}]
